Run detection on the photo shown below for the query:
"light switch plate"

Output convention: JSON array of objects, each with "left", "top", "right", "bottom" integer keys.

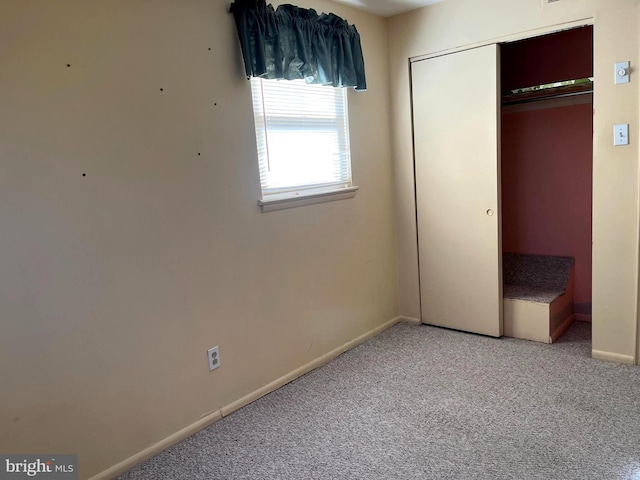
[
  {"left": 614, "top": 124, "right": 629, "bottom": 146},
  {"left": 615, "top": 61, "right": 630, "bottom": 84}
]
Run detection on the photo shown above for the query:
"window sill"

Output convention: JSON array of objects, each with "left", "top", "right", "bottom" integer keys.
[{"left": 258, "top": 186, "right": 359, "bottom": 213}]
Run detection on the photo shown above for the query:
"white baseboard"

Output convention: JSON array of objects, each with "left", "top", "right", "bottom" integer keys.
[
  {"left": 89, "top": 409, "right": 223, "bottom": 480},
  {"left": 221, "top": 316, "right": 402, "bottom": 417},
  {"left": 89, "top": 316, "right": 404, "bottom": 480},
  {"left": 398, "top": 316, "right": 421, "bottom": 325},
  {"left": 592, "top": 349, "right": 635, "bottom": 365}
]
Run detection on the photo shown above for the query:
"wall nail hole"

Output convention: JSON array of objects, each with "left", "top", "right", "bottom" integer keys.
[
  {"left": 198, "top": 153, "right": 201, "bottom": 156},
  {"left": 82, "top": 173, "right": 86, "bottom": 177},
  {"left": 66, "top": 64, "right": 71, "bottom": 67},
  {"left": 160, "top": 88, "right": 164, "bottom": 92},
  {"left": 214, "top": 103, "right": 217, "bottom": 106},
  {"left": 208, "top": 48, "right": 211, "bottom": 51}
]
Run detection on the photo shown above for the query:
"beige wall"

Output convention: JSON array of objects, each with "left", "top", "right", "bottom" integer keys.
[
  {"left": 389, "top": 0, "right": 639, "bottom": 362},
  {"left": 4, "top": 0, "right": 639, "bottom": 476},
  {"left": 0, "top": 1, "right": 397, "bottom": 478}
]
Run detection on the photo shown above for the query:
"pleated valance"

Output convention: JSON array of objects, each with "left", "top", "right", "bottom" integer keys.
[{"left": 230, "top": 0, "right": 367, "bottom": 90}]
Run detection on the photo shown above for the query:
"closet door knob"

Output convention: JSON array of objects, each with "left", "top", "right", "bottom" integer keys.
[{"left": 486, "top": 209, "right": 495, "bottom": 216}]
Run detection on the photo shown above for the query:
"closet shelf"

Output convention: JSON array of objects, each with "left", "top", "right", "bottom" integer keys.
[{"left": 501, "top": 81, "right": 593, "bottom": 106}]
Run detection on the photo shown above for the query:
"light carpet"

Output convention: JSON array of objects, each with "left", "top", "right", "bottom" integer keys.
[{"left": 118, "top": 322, "right": 640, "bottom": 479}]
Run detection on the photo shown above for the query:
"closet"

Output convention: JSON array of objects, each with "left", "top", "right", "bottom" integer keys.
[
  {"left": 501, "top": 26, "right": 593, "bottom": 326},
  {"left": 411, "top": 26, "right": 593, "bottom": 340}
]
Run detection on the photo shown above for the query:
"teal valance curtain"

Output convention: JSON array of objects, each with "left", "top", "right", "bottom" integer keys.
[{"left": 230, "top": 0, "right": 367, "bottom": 91}]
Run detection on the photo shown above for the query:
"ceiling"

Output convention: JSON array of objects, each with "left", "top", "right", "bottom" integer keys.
[{"left": 332, "top": 0, "right": 445, "bottom": 17}]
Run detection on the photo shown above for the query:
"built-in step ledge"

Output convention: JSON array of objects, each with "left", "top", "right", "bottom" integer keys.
[{"left": 503, "top": 253, "right": 575, "bottom": 344}]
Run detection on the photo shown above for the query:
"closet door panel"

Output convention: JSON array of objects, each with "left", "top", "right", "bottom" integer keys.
[{"left": 412, "top": 45, "right": 502, "bottom": 337}]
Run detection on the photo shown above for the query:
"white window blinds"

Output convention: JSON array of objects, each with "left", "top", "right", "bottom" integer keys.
[{"left": 250, "top": 78, "right": 353, "bottom": 201}]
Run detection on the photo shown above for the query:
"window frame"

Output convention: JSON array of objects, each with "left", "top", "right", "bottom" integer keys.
[{"left": 250, "top": 78, "right": 358, "bottom": 212}]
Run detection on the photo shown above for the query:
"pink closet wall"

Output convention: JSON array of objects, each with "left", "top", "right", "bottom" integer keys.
[
  {"left": 501, "top": 26, "right": 593, "bottom": 315},
  {"left": 501, "top": 104, "right": 593, "bottom": 311}
]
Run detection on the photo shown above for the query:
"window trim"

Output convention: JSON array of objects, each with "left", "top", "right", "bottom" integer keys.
[
  {"left": 258, "top": 186, "right": 359, "bottom": 213},
  {"left": 250, "top": 78, "right": 357, "bottom": 212}
]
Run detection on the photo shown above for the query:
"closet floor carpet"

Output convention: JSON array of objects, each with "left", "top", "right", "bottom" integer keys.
[{"left": 118, "top": 321, "right": 640, "bottom": 480}]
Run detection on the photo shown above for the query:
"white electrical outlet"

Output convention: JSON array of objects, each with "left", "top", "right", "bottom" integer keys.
[{"left": 207, "top": 346, "right": 221, "bottom": 371}]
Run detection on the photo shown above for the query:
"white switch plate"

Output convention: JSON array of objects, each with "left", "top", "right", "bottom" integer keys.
[
  {"left": 614, "top": 124, "right": 629, "bottom": 146},
  {"left": 615, "top": 61, "right": 630, "bottom": 84}
]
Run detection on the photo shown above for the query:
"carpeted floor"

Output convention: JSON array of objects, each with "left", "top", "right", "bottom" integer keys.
[{"left": 118, "top": 322, "right": 640, "bottom": 479}]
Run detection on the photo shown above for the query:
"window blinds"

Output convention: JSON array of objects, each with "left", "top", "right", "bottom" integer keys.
[{"left": 251, "top": 78, "right": 352, "bottom": 200}]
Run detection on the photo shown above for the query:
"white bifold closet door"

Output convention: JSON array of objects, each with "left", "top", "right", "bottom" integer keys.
[{"left": 411, "top": 44, "right": 503, "bottom": 337}]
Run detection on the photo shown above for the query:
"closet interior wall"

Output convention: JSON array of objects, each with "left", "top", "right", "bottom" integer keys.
[{"left": 500, "top": 26, "right": 594, "bottom": 320}]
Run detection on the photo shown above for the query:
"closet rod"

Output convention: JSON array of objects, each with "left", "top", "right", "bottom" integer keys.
[{"left": 501, "top": 83, "right": 593, "bottom": 106}]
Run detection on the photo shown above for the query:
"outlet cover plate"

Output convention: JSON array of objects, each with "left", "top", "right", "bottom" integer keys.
[{"left": 208, "top": 346, "right": 220, "bottom": 371}]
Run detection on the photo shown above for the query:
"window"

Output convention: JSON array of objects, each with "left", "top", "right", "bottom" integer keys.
[{"left": 250, "top": 78, "right": 357, "bottom": 212}]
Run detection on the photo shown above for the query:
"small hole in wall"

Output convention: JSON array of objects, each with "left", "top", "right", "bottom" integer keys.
[
  {"left": 82, "top": 173, "right": 86, "bottom": 177},
  {"left": 160, "top": 88, "right": 164, "bottom": 92},
  {"left": 198, "top": 153, "right": 201, "bottom": 156},
  {"left": 214, "top": 103, "right": 217, "bottom": 106},
  {"left": 66, "top": 64, "right": 71, "bottom": 67},
  {"left": 208, "top": 48, "right": 211, "bottom": 51}
]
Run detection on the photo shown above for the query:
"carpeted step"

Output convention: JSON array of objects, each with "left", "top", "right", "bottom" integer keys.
[
  {"left": 503, "top": 252, "right": 574, "bottom": 296},
  {"left": 502, "top": 253, "right": 575, "bottom": 343}
]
